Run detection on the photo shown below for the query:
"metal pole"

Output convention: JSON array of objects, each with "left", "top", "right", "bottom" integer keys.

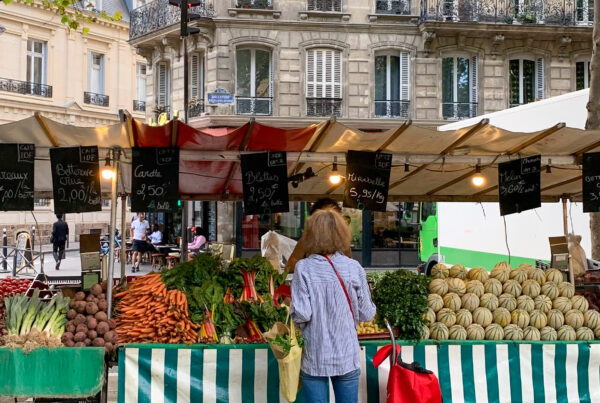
[
  {"left": 106, "top": 149, "right": 120, "bottom": 319},
  {"left": 181, "top": 35, "right": 189, "bottom": 262},
  {"left": 121, "top": 194, "right": 127, "bottom": 278},
  {"left": 2, "top": 228, "right": 7, "bottom": 272},
  {"left": 562, "top": 197, "right": 569, "bottom": 236}
]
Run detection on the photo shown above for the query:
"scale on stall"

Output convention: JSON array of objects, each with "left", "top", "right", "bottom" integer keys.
[
  {"left": 79, "top": 234, "right": 101, "bottom": 291},
  {"left": 549, "top": 236, "right": 570, "bottom": 282}
]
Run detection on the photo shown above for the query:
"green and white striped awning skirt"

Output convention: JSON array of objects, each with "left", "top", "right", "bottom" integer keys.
[{"left": 117, "top": 341, "right": 600, "bottom": 403}]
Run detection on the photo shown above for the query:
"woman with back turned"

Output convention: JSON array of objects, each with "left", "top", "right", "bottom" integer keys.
[{"left": 291, "top": 209, "right": 376, "bottom": 403}]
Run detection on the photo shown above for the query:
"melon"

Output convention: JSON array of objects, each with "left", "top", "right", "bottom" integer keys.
[
  {"left": 467, "top": 267, "right": 489, "bottom": 283},
  {"left": 424, "top": 308, "right": 437, "bottom": 326},
  {"left": 491, "top": 262, "right": 511, "bottom": 282},
  {"left": 527, "top": 267, "right": 546, "bottom": 285},
  {"left": 485, "top": 323, "right": 505, "bottom": 340},
  {"left": 571, "top": 295, "right": 589, "bottom": 312},
  {"left": 521, "top": 279, "right": 541, "bottom": 298},
  {"left": 511, "top": 309, "right": 530, "bottom": 328},
  {"left": 517, "top": 295, "right": 535, "bottom": 312},
  {"left": 484, "top": 278, "right": 503, "bottom": 296},
  {"left": 421, "top": 324, "right": 430, "bottom": 340},
  {"left": 431, "top": 263, "right": 449, "bottom": 279},
  {"left": 565, "top": 309, "right": 584, "bottom": 330},
  {"left": 558, "top": 282, "right": 575, "bottom": 298},
  {"left": 493, "top": 307, "right": 511, "bottom": 327},
  {"left": 498, "top": 294, "right": 517, "bottom": 311},
  {"left": 510, "top": 268, "right": 528, "bottom": 284},
  {"left": 577, "top": 326, "right": 595, "bottom": 341},
  {"left": 443, "top": 292, "right": 462, "bottom": 311},
  {"left": 596, "top": 325, "right": 600, "bottom": 339},
  {"left": 455, "top": 309, "right": 473, "bottom": 328},
  {"left": 584, "top": 310, "right": 600, "bottom": 329},
  {"left": 503, "top": 280, "right": 522, "bottom": 298},
  {"left": 504, "top": 324, "right": 524, "bottom": 340},
  {"left": 534, "top": 295, "right": 553, "bottom": 313},
  {"left": 557, "top": 325, "right": 576, "bottom": 341},
  {"left": 449, "top": 264, "right": 467, "bottom": 279},
  {"left": 519, "top": 263, "right": 534, "bottom": 271},
  {"left": 547, "top": 309, "right": 565, "bottom": 329},
  {"left": 530, "top": 309, "right": 548, "bottom": 329},
  {"left": 429, "top": 279, "right": 449, "bottom": 296},
  {"left": 461, "top": 293, "right": 480, "bottom": 312},
  {"left": 545, "top": 269, "right": 564, "bottom": 284},
  {"left": 523, "top": 326, "right": 541, "bottom": 341},
  {"left": 552, "top": 297, "right": 572, "bottom": 314},
  {"left": 541, "top": 282, "right": 559, "bottom": 300},
  {"left": 446, "top": 278, "right": 466, "bottom": 296},
  {"left": 473, "top": 307, "right": 493, "bottom": 327},
  {"left": 466, "top": 280, "right": 485, "bottom": 297},
  {"left": 540, "top": 326, "right": 558, "bottom": 341},
  {"left": 429, "top": 322, "right": 449, "bottom": 340},
  {"left": 428, "top": 294, "right": 444, "bottom": 313},
  {"left": 480, "top": 293, "right": 499, "bottom": 311},
  {"left": 449, "top": 325, "right": 467, "bottom": 340},
  {"left": 466, "top": 323, "right": 485, "bottom": 340},
  {"left": 437, "top": 308, "right": 456, "bottom": 327}
]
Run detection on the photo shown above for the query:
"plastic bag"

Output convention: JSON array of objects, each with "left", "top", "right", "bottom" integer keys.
[{"left": 567, "top": 233, "right": 588, "bottom": 276}]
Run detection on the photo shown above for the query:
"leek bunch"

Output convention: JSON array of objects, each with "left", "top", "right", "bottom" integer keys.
[{"left": 4, "top": 291, "right": 70, "bottom": 338}]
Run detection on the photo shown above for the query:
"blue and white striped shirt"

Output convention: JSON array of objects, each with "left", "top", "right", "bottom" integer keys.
[{"left": 290, "top": 252, "right": 376, "bottom": 377}]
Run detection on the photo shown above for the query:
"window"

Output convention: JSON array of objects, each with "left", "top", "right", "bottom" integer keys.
[
  {"left": 376, "top": 0, "right": 410, "bottom": 14},
  {"left": 236, "top": 49, "right": 272, "bottom": 115},
  {"left": 509, "top": 58, "right": 543, "bottom": 107},
  {"left": 136, "top": 63, "right": 147, "bottom": 101},
  {"left": 26, "top": 39, "right": 47, "bottom": 85},
  {"left": 189, "top": 54, "right": 204, "bottom": 117},
  {"left": 307, "top": 0, "right": 341, "bottom": 12},
  {"left": 576, "top": 61, "right": 590, "bottom": 90},
  {"left": 374, "top": 52, "right": 410, "bottom": 118},
  {"left": 88, "top": 52, "right": 105, "bottom": 94},
  {"left": 306, "top": 48, "right": 342, "bottom": 116},
  {"left": 442, "top": 55, "right": 478, "bottom": 119},
  {"left": 576, "top": 0, "right": 593, "bottom": 23},
  {"left": 156, "top": 62, "right": 170, "bottom": 108}
]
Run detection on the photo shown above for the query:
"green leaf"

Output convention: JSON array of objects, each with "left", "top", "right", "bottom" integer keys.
[
  {"left": 82, "top": 27, "right": 90, "bottom": 35},
  {"left": 113, "top": 10, "right": 122, "bottom": 20}
]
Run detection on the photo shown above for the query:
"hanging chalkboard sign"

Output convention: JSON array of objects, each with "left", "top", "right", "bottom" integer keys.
[
  {"left": 583, "top": 152, "right": 600, "bottom": 213},
  {"left": 343, "top": 150, "right": 392, "bottom": 211},
  {"left": 0, "top": 144, "right": 35, "bottom": 211},
  {"left": 241, "top": 151, "right": 289, "bottom": 215},
  {"left": 498, "top": 155, "right": 541, "bottom": 216},
  {"left": 50, "top": 146, "right": 102, "bottom": 214},
  {"left": 131, "top": 148, "right": 179, "bottom": 212}
]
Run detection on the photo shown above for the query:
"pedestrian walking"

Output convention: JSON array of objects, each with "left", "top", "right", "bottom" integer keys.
[
  {"left": 130, "top": 212, "right": 149, "bottom": 272},
  {"left": 50, "top": 214, "right": 69, "bottom": 270}
]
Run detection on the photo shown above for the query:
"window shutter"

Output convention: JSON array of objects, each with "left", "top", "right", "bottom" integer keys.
[
  {"left": 306, "top": 50, "right": 315, "bottom": 98},
  {"left": 324, "top": 50, "right": 332, "bottom": 98},
  {"left": 333, "top": 50, "right": 342, "bottom": 98},
  {"left": 157, "top": 62, "right": 168, "bottom": 106},
  {"left": 87, "top": 51, "right": 92, "bottom": 92},
  {"left": 400, "top": 52, "right": 410, "bottom": 101},
  {"left": 190, "top": 54, "right": 200, "bottom": 99},
  {"left": 99, "top": 55, "right": 105, "bottom": 94},
  {"left": 316, "top": 50, "right": 324, "bottom": 98},
  {"left": 536, "top": 57, "right": 544, "bottom": 100},
  {"left": 470, "top": 55, "right": 478, "bottom": 104}
]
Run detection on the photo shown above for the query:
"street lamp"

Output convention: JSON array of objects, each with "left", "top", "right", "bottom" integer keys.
[
  {"left": 472, "top": 164, "right": 485, "bottom": 187},
  {"left": 329, "top": 157, "right": 342, "bottom": 185},
  {"left": 101, "top": 156, "right": 115, "bottom": 180}
]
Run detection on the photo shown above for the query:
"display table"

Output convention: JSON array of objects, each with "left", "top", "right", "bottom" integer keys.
[
  {"left": 0, "top": 346, "right": 105, "bottom": 397},
  {"left": 118, "top": 341, "right": 600, "bottom": 403}
]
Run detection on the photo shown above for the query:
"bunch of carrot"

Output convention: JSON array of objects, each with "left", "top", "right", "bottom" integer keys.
[{"left": 114, "top": 273, "right": 199, "bottom": 344}]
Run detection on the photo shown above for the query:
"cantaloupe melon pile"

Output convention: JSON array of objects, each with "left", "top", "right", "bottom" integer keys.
[{"left": 425, "top": 262, "right": 600, "bottom": 341}]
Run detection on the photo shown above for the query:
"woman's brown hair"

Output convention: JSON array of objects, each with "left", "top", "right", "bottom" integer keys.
[{"left": 303, "top": 209, "right": 351, "bottom": 256}]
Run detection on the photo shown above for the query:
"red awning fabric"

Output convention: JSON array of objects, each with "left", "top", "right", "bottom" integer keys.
[{"left": 132, "top": 120, "right": 173, "bottom": 147}]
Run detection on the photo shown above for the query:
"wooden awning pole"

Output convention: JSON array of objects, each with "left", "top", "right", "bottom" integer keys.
[{"left": 562, "top": 197, "right": 575, "bottom": 284}]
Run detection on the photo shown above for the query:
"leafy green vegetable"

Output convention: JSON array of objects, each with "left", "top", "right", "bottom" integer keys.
[
  {"left": 267, "top": 330, "right": 304, "bottom": 356},
  {"left": 247, "top": 297, "right": 288, "bottom": 332}
]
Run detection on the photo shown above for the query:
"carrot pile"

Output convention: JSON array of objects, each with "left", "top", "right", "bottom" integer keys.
[{"left": 114, "top": 273, "right": 199, "bottom": 344}]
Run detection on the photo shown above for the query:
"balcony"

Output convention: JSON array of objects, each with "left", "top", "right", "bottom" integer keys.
[
  {"left": 308, "top": 0, "right": 342, "bottom": 12},
  {"left": 375, "top": 100, "right": 410, "bottom": 119},
  {"left": 236, "top": 97, "right": 273, "bottom": 115},
  {"left": 84, "top": 91, "right": 109, "bottom": 107},
  {"left": 420, "top": 0, "right": 593, "bottom": 26},
  {"left": 236, "top": 0, "right": 272, "bottom": 9},
  {"left": 133, "top": 100, "right": 146, "bottom": 112},
  {"left": 376, "top": 0, "right": 411, "bottom": 14},
  {"left": 129, "top": 0, "right": 215, "bottom": 40},
  {"left": 0, "top": 78, "right": 52, "bottom": 98},
  {"left": 154, "top": 104, "right": 171, "bottom": 120},
  {"left": 188, "top": 99, "right": 205, "bottom": 118},
  {"left": 442, "top": 102, "right": 478, "bottom": 120},
  {"left": 307, "top": 98, "right": 342, "bottom": 117}
]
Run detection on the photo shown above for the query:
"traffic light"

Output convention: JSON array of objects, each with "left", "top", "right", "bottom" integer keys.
[{"left": 168, "top": 0, "right": 204, "bottom": 37}]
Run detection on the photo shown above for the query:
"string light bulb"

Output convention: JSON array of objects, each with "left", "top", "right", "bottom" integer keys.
[
  {"left": 471, "top": 164, "right": 485, "bottom": 187},
  {"left": 329, "top": 157, "right": 342, "bottom": 185},
  {"left": 101, "top": 155, "right": 115, "bottom": 180}
]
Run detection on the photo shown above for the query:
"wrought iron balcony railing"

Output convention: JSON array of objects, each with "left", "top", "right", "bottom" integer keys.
[
  {"left": 376, "top": 0, "right": 411, "bottom": 14},
  {"left": 420, "top": 0, "right": 593, "bottom": 26},
  {"left": 84, "top": 91, "right": 109, "bottom": 107},
  {"left": 442, "top": 102, "right": 478, "bottom": 120},
  {"left": 130, "top": 0, "right": 215, "bottom": 40},
  {"left": 0, "top": 78, "right": 52, "bottom": 98},
  {"left": 374, "top": 100, "right": 410, "bottom": 119},
  {"left": 236, "top": 0, "right": 273, "bottom": 8},
  {"left": 133, "top": 100, "right": 146, "bottom": 112},
  {"left": 308, "top": 0, "right": 342, "bottom": 12},
  {"left": 154, "top": 104, "right": 171, "bottom": 120},
  {"left": 188, "top": 99, "right": 205, "bottom": 118},
  {"left": 236, "top": 97, "right": 273, "bottom": 115},
  {"left": 307, "top": 98, "right": 342, "bottom": 117}
]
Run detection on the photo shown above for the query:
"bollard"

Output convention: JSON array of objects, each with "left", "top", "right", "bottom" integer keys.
[{"left": 2, "top": 228, "right": 6, "bottom": 272}]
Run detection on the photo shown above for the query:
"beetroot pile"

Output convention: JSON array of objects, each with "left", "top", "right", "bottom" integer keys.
[{"left": 62, "top": 284, "right": 117, "bottom": 353}]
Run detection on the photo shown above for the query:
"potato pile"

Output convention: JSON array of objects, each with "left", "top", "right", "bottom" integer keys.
[
  {"left": 425, "top": 262, "right": 600, "bottom": 341},
  {"left": 358, "top": 319, "right": 385, "bottom": 335},
  {"left": 62, "top": 284, "right": 117, "bottom": 352}
]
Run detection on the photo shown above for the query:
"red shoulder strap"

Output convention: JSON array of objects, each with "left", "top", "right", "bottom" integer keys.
[{"left": 323, "top": 255, "right": 355, "bottom": 321}]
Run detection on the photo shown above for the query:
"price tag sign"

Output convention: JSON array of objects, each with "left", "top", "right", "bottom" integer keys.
[
  {"left": 498, "top": 155, "right": 541, "bottom": 216},
  {"left": 241, "top": 151, "right": 289, "bottom": 216},
  {"left": 50, "top": 146, "right": 102, "bottom": 214},
  {"left": 343, "top": 150, "right": 392, "bottom": 211},
  {"left": 0, "top": 144, "right": 35, "bottom": 211},
  {"left": 583, "top": 152, "right": 600, "bottom": 213},
  {"left": 131, "top": 148, "right": 179, "bottom": 212}
]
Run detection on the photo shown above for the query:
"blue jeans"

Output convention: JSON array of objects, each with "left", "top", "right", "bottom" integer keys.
[{"left": 300, "top": 368, "right": 360, "bottom": 403}]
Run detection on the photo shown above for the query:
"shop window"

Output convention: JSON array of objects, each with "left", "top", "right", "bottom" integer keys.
[
  {"left": 340, "top": 207, "right": 363, "bottom": 249},
  {"left": 242, "top": 202, "right": 304, "bottom": 249},
  {"left": 372, "top": 203, "right": 419, "bottom": 249}
]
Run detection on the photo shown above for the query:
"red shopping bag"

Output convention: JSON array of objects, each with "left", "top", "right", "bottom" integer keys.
[{"left": 373, "top": 344, "right": 442, "bottom": 403}]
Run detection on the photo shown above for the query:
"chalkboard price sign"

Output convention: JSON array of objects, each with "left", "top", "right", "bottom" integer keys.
[
  {"left": 583, "top": 152, "right": 600, "bottom": 213},
  {"left": 0, "top": 144, "right": 35, "bottom": 211},
  {"left": 50, "top": 146, "right": 102, "bottom": 214},
  {"left": 498, "top": 155, "right": 541, "bottom": 216},
  {"left": 131, "top": 148, "right": 179, "bottom": 212},
  {"left": 343, "top": 150, "right": 392, "bottom": 211},
  {"left": 241, "top": 151, "right": 289, "bottom": 215}
]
